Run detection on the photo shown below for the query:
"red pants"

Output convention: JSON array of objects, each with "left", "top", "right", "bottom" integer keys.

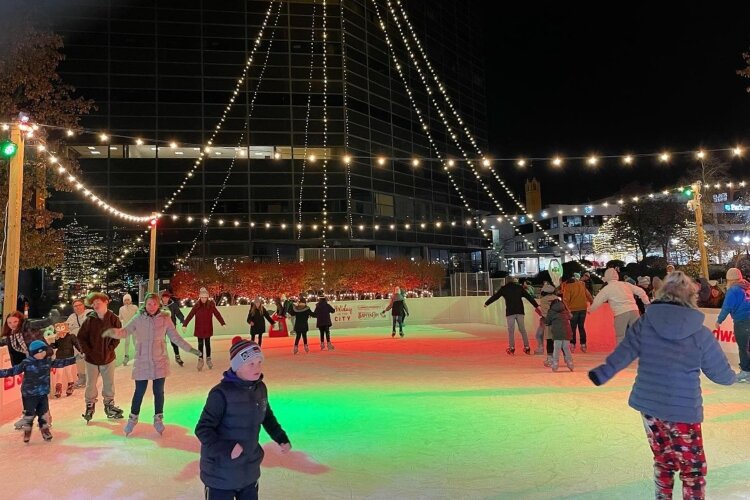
[{"left": 642, "top": 414, "right": 707, "bottom": 500}]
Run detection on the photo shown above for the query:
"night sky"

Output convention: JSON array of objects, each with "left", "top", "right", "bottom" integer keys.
[{"left": 484, "top": 4, "right": 750, "bottom": 205}]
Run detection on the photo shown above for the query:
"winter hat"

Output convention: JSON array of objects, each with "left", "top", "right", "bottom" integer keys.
[
  {"left": 637, "top": 276, "right": 651, "bottom": 287},
  {"left": 160, "top": 290, "right": 171, "bottom": 298},
  {"left": 199, "top": 287, "right": 209, "bottom": 298},
  {"left": 541, "top": 283, "right": 555, "bottom": 294},
  {"left": 726, "top": 268, "right": 743, "bottom": 281},
  {"left": 123, "top": 293, "right": 132, "bottom": 302},
  {"left": 29, "top": 340, "right": 48, "bottom": 356},
  {"left": 603, "top": 268, "right": 619, "bottom": 283},
  {"left": 229, "top": 336, "right": 264, "bottom": 372},
  {"left": 573, "top": 272, "right": 581, "bottom": 280},
  {"left": 85, "top": 291, "right": 109, "bottom": 306}
]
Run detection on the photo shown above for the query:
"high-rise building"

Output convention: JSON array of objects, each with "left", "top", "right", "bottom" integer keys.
[{"left": 49, "top": 0, "right": 491, "bottom": 280}]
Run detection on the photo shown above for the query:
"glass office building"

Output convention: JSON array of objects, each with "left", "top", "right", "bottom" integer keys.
[{"left": 49, "top": 0, "right": 491, "bottom": 278}]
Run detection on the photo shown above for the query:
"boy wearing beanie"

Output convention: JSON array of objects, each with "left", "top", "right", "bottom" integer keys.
[
  {"left": 196, "top": 337, "right": 291, "bottom": 499},
  {"left": 0, "top": 339, "right": 80, "bottom": 443}
]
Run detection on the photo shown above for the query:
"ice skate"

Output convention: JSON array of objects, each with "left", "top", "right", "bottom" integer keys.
[
  {"left": 737, "top": 370, "right": 750, "bottom": 383},
  {"left": 304, "top": 344, "right": 309, "bottom": 353},
  {"left": 399, "top": 331, "right": 404, "bottom": 338},
  {"left": 66, "top": 382, "right": 75, "bottom": 396},
  {"left": 82, "top": 403, "right": 95, "bottom": 423},
  {"left": 175, "top": 354, "right": 184, "bottom": 367},
  {"left": 153, "top": 413, "right": 165, "bottom": 435},
  {"left": 22, "top": 422, "right": 32, "bottom": 443},
  {"left": 54, "top": 383, "right": 63, "bottom": 399},
  {"left": 506, "top": 347, "right": 515, "bottom": 356},
  {"left": 206, "top": 357, "right": 213, "bottom": 369},
  {"left": 391, "top": 331, "right": 396, "bottom": 338},
  {"left": 523, "top": 346, "right": 531, "bottom": 355},
  {"left": 320, "top": 342, "right": 326, "bottom": 351},
  {"left": 104, "top": 401, "right": 124, "bottom": 419},
  {"left": 569, "top": 344, "right": 576, "bottom": 353},
  {"left": 543, "top": 355, "right": 552, "bottom": 367},
  {"left": 122, "top": 354, "right": 130, "bottom": 366},
  {"left": 124, "top": 414, "right": 138, "bottom": 436},
  {"left": 40, "top": 425, "right": 53, "bottom": 442},
  {"left": 327, "top": 342, "right": 335, "bottom": 351},
  {"left": 566, "top": 361, "right": 575, "bottom": 372},
  {"left": 581, "top": 344, "right": 587, "bottom": 353},
  {"left": 552, "top": 363, "right": 559, "bottom": 372},
  {"left": 534, "top": 346, "right": 544, "bottom": 355},
  {"left": 293, "top": 345, "right": 299, "bottom": 354},
  {"left": 14, "top": 414, "right": 25, "bottom": 430},
  {"left": 197, "top": 357, "right": 204, "bottom": 371},
  {"left": 74, "top": 376, "right": 86, "bottom": 389}
]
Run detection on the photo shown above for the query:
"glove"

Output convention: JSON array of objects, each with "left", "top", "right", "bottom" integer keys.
[{"left": 190, "top": 348, "right": 202, "bottom": 357}]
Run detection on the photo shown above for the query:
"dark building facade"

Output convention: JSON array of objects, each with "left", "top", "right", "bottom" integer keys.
[{"left": 48, "top": 0, "right": 491, "bottom": 279}]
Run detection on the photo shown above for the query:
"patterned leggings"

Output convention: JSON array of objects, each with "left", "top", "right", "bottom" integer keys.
[{"left": 642, "top": 414, "right": 707, "bottom": 500}]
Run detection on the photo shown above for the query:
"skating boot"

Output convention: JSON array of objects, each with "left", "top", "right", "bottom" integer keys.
[
  {"left": 569, "top": 344, "right": 576, "bottom": 353},
  {"left": 327, "top": 342, "right": 335, "bottom": 351},
  {"left": 391, "top": 331, "right": 396, "bottom": 338},
  {"left": 104, "top": 401, "right": 124, "bottom": 420},
  {"left": 122, "top": 354, "right": 130, "bottom": 366},
  {"left": 22, "top": 417, "right": 33, "bottom": 443},
  {"left": 66, "top": 382, "right": 75, "bottom": 396},
  {"left": 293, "top": 345, "right": 299, "bottom": 355},
  {"left": 566, "top": 360, "right": 575, "bottom": 372},
  {"left": 534, "top": 346, "right": 544, "bottom": 355},
  {"left": 14, "top": 414, "right": 25, "bottom": 430},
  {"left": 581, "top": 344, "right": 587, "bottom": 353},
  {"left": 206, "top": 357, "right": 213, "bottom": 370},
  {"left": 304, "top": 344, "right": 309, "bottom": 353},
  {"left": 153, "top": 413, "right": 165, "bottom": 435},
  {"left": 523, "top": 346, "right": 531, "bottom": 355},
  {"left": 552, "top": 363, "right": 559, "bottom": 372},
  {"left": 175, "top": 354, "right": 184, "bottom": 367},
  {"left": 543, "top": 355, "right": 552, "bottom": 367},
  {"left": 399, "top": 330, "right": 404, "bottom": 338},
  {"left": 44, "top": 411, "right": 52, "bottom": 428},
  {"left": 54, "top": 383, "right": 63, "bottom": 399},
  {"left": 506, "top": 347, "right": 515, "bottom": 356},
  {"left": 197, "top": 356, "right": 204, "bottom": 371},
  {"left": 40, "top": 425, "right": 53, "bottom": 442},
  {"left": 124, "top": 413, "right": 139, "bottom": 436},
  {"left": 320, "top": 342, "right": 326, "bottom": 351},
  {"left": 82, "top": 403, "right": 95, "bottom": 424}
]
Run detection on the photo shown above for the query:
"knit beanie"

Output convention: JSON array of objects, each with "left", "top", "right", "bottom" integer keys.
[
  {"left": 29, "top": 340, "right": 48, "bottom": 356},
  {"left": 123, "top": 293, "right": 132, "bottom": 302},
  {"left": 229, "top": 336, "right": 263, "bottom": 372},
  {"left": 199, "top": 287, "right": 209, "bottom": 298},
  {"left": 637, "top": 276, "right": 651, "bottom": 287},
  {"left": 727, "top": 268, "right": 743, "bottom": 281},
  {"left": 603, "top": 268, "right": 619, "bottom": 283}
]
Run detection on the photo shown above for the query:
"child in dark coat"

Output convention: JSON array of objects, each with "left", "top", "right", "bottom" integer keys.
[
  {"left": 0, "top": 340, "right": 79, "bottom": 443},
  {"left": 246, "top": 299, "right": 275, "bottom": 347},
  {"left": 545, "top": 297, "right": 574, "bottom": 372},
  {"left": 49, "top": 322, "right": 82, "bottom": 397},
  {"left": 195, "top": 337, "right": 291, "bottom": 499},
  {"left": 313, "top": 296, "right": 336, "bottom": 351},
  {"left": 289, "top": 298, "right": 315, "bottom": 354}
]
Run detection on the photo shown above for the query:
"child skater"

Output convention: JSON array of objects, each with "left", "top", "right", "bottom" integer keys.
[
  {"left": 102, "top": 292, "right": 202, "bottom": 436},
  {"left": 196, "top": 337, "right": 291, "bottom": 499},
  {"left": 0, "top": 340, "right": 79, "bottom": 443},
  {"left": 545, "top": 294, "right": 574, "bottom": 372},
  {"left": 589, "top": 271, "right": 736, "bottom": 499},
  {"left": 49, "top": 322, "right": 82, "bottom": 397},
  {"left": 246, "top": 298, "right": 275, "bottom": 347},
  {"left": 535, "top": 283, "right": 557, "bottom": 356},
  {"left": 288, "top": 297, "right": 315, "bottom": 354},
  {"left": 183, "top": 287, "right": 226, "bottom": 371},
  {"left": 382, "top": 286, "right": 409, "bottom": 338},
  {"left": 314, "top": 294, "right": 336, "bottom": 351}
]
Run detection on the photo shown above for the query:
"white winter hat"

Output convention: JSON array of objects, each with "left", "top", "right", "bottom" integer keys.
[
  {"left": 637, "top": 276, "right": 651, "bottom": 287},
  {"left": 123, "top": 293, "right": 132, "bottom": 302},
  {"left": 199, "top": 287, "right": 209, "bottom": 298},
  {"left": 604, "top": 268, "right": 620, "bottom": 283},
  {"left": 726, "top": 268, "right": 743, "bottom": 281}
]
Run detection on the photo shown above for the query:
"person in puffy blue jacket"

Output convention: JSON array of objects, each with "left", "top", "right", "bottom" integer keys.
[
  {"left": 715, "top": 267, "right": 750, "bottom": 382},
  {"left": 589, "top": 271, "right": 736, "bottom": 499}
]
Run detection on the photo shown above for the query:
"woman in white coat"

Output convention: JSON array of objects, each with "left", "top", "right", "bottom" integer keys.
[{"left": 103, "top": 293, "right": 201, "bottom": 436}]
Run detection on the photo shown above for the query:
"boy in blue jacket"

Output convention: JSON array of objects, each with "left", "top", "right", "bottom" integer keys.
[
  {"left": 195, "top": 337, "right": 291, "bottom": 499},
  {"left": 715, "top": 267, "right": 750, "bottom": 382},
  {"left": 589, "top": 272, "right": 735, "bottom": 499},
  {"left": 0, "top": 340, "right": 79, "bottom": 443}
]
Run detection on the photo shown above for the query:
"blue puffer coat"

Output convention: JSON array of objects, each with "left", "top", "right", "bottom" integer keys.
[
  {"left": 590, "top": 301, "right": 736, "bottom": 423},
  {"left": 0, "top": 354, "right": 77, "bottom": 397}
]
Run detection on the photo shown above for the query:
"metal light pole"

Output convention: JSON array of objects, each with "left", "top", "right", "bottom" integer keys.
[
  {"left": 3, "top": 121, "right": 25, "bottom": 317},
  {"left": 148, "top": 213, "right": 158, "bottom": 293}
]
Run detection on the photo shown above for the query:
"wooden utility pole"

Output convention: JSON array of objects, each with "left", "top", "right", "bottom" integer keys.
[
  {"left": 693, "top": 181, "right": 710, "bottom": 279},
  {"left": 3, "top": 122, "right": 25, "bottom": 318},
  {"left": 148, "top": 213, "right": 158, "bottom": 293}
]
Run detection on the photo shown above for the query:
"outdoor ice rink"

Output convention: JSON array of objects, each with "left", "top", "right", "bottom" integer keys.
[{"left": 1, "top": 324, "right": 749, "bottom": 499}]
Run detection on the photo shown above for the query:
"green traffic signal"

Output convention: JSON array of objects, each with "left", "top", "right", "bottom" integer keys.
[{"left": 0, "top": 140, "right": 18, "bottom": 159}]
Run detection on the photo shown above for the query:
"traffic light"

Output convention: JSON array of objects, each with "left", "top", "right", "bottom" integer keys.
[{"left": 0, "top": 140, "right": 18, "bottom": 159}]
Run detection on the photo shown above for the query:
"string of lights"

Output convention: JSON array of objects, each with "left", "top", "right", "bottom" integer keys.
[
  {"left": 340, "top": 1, "right": 354, "bottom": 238},
  {"left": 297, "top": 1, "right": 317, "bottom": 240},
  {"left": 320, "top": 0, "right": 330, "bottom": 288}
]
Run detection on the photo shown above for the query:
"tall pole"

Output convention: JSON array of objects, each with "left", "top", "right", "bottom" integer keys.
[
  {"left": 148, "top": 213, "right": 158, "bottom": 293},
  {"left": 693, "top": 181, "right": 710, "bottom": 279},
  {"left": 3, "top": 122, "right": 25, "bottom": 317}
]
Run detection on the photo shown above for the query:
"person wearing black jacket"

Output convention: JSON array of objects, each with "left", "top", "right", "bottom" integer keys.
[
  {"left": 246, "top": 299, "right": 275, "bottom": 347},
  {"left": 313, "top": 295, "right": 336, "bottom": 351},
  {"left": 161, "top": 291, "right": 187, "bottom": 366},
  {"left": 288, "top": 298, "right": 315, "bottom": 354},
  {"left": 484, "top": 277, "right": 543, "bottom": 355},
  {"left": 196, "top": 337, "right": 290, "bottom": 499}
]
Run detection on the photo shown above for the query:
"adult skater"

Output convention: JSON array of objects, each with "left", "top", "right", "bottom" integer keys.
[
  {"left": 102, "top": 292, "right": 202, "bottom": 436},
  {"left": 589, "top": 271, "right": 735, "bottom": 499},
  {"left": 715, "top": 267, "right": 750, "bottom": 383},
  {"left": 183, "top": 287, "right": 226, "bottom": 371},
  {"left": 382, "top": 286, "right": 409, "bottom": 338},
  {"left": 289, "top": 297, "right": 315, "bottom": 354},
  {"left": 118, "top": 294, "right": 138, "bottom": 366},
  {"left": 66, "top": 299, "right": 91, "bottom": 387},
  {"left": 589, "top": 268, "right": 650, "bottom": 345},
  {"left": 484, "top": 277, "right": 542, "bottom": 355},
  {"left": 314, "top": 294, "right": 336, "bottom": 351},
  {"left": 562, "top": 273, "right": 593, "bottom": 353}
]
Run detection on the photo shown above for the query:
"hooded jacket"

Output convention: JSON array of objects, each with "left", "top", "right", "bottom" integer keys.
[
  {"left": 545, "top": 299, "right": 573, "bottom": 341},
  {"left": 589, "top": 268, "right": 650, "bottom": 316},
  {"left": 384, "top": 293, "right": 409, "bottom": 317},
  {"left": 313, "top": 298, "right": 335, "bottom": 328},
  {"left": 77, "top": 310, "right": 122, "bottom": 366},
  {"left": 289, "top": 304, "right": 315, "bottom": 333},
  {"left": 195, "top": 370, "right": 290, "bottom": 490},
  {"left": 717, "top": 279, "right": 750, "bottom": 324},
  {"left": 485, "top": 282, "right": 539, "bottom": 316},
  {"left": 0, "top": 354, "right": 77, "bottom": 397},
  {"left": 562, "top": 279, "right": 593, "bottom": 312},
  {"left": 590, "top": 302, "right": 735, "bottom": 423},
  {"left": 113, "top": 308, "right": 194, "bottom": 380}
]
